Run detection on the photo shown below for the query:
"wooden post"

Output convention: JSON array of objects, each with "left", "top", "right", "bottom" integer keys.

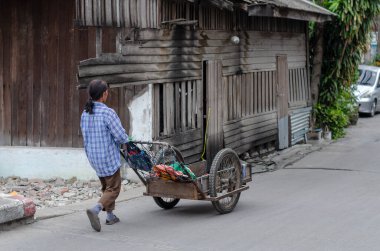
[{"left": 276, "top": 55, "right": 289, "bottom": 150}]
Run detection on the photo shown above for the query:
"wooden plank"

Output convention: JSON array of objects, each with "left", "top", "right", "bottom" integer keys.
[
  {"left": 223, "top": 109, "right": 277, "bottom": 126},
  {"left": 162, "top": 83, "right": 168, "bottom": 135},
  {"left": 192, "top": 80, "right": 197, "bottom": 129},
  {"left": 234, "top": 135, "right": 278, "bottom": 155},
  {"left": 223, "top": 111, "right": 277, "bottom": 130},
  {"left": 49, "top": 1, "right": 60, "bottom": 146},
  {"left": 196, "top": 80, "right": 203, "bottom": 130},
  {"left": 79, "top": 70, "right": 202, "bottom": 86},
  {"left": 301, "top": 68, "right": 306, "bottom": 101},
  {"left": 28, "top": 1, "right": 42, "bottom": 146},
  {"left": 166, "top": 84, "right": 175, "bottom": 134},
  {"left": 85, "top": 0, "right": 93, "bottom": 25},
  {"left": 270, "top": 71, "right": 275, "bottom": 111},
  {"left": 0, "top": 15, "right": 3, "bottom": 145},
  {"left": 241, "top": 74, "right": 246, "bottom": 117},
  {"left": 228, "top": 75, "right": 233, "bottom": 120},
  {"left": 236, "top": 74, "right": 242, "bottom": 119},
  {"left": 159, "top": 128, "right": 202, "bottom": 146},
  {"left": 60, "top": 1, "right": 75, "bottom": 147},
  {"left": 257, "top": 71, "right": 262, "bottom": 114},
  {"left": 222, "top": 77, "right": 229, "bottom": 124},
  {"left": 263, "top": 71, "right": 268, "bottom": 113},
  {"left": 146, "top": 179, "right": 199, "bottom": 200},
  {"left": 187, "top": 81, "right": 192, "bottom": 129},
  {"left": 80, "top": 53, "right": 202, "bottom": 65},
  {"left": 232, "top": 74, "right": 237, "bottom": 119},
  {"left": 152, "top": 84, "right": 160, "bottom": 138},
  {"left": 175, "top": 82, "right": 180, "bottom": 132},
  {"left": 224, "top": 118, "right": 277, "bottom": 142},
  {"left": 253, "top": 72, "right": 257, "bottom": 114},
  {"left": 217, "top": 60, "right": 223, "bottom": 150},
  {"left": 121, "top": 45, "right": 201, "bottom": 56},
  {"left": 10, "top": 5, "right": 19, "bottom": 145},
  {"left": 181, "top": 144, "right": 204, "bottom": 159},
  {"left": 224, "top": 116, "right": 277, "bottom": 140},
  {"left": 227, "top": 128, "right": 278, "bottom": 149},
  {"left": 140, "top": 0, "right": 147, "bottom": 28},
  {"left": 56, "top": 0, "right": 67, "bottom": 146},
  {"left": 17, "top": 5, "right": 28, "bottom": 146},
  {"left": 181, "top": 81, "right": 186, "bottom": 131},
  {"left": 174, "top": 138, "right": 203, "bottom": 152},
  {"left": 1, "top": 1, "right": 11, "bottom": 145},
  {"left": 293, "top": 69, "right": 298, "bottom": 102},
  {"left": 304, "top": 67, "right": 311, "bottom": 101},
  {"left": 248, "top": 73, "right": 253, "bottom": 116},
  {"left": 66, "top": 0, "right": 76, "bottom": 147}
]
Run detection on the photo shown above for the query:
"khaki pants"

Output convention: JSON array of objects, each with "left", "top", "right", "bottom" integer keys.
[{"left": 98, "top": 168, "right": 121, "bottom": 212}]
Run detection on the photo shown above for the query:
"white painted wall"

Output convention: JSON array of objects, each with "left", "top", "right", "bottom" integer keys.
[{"left": 128, "top": 85, "right": 153, "bottom": 141}]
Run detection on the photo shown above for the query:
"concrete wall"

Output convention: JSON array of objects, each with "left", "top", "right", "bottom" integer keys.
[{"left": 0, "top": 146, "right": 97, "bottom": 180}]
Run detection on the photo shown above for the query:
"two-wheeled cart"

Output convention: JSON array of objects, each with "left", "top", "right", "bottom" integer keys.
[{"left": 121, "top": 141, "right": 252, "bottom": 214}]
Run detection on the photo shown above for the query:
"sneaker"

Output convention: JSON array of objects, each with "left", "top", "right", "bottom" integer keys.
[
  {"left": 86, "top": 209, "right": 101, "bottom": 232},
  {"left": 105, "top": 216, "right": 120, "bottom": 225}
]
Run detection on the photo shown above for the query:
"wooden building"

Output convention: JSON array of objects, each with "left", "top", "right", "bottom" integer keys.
[{"left": 0, "top": 0, "right": 334, "bottom": 164}]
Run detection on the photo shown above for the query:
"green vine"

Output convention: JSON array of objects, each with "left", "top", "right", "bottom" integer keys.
[{"left": 312, "top": 0, "right": 380, "bottom": 139}]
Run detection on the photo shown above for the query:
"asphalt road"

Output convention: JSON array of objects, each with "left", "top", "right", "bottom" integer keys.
[{"left": 1, "top": 115, "right": 380, "bottom": 251}]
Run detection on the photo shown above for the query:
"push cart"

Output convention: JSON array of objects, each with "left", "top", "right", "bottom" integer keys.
[{"left": 120, "top": 141, "right": 252, "bottom": 214}]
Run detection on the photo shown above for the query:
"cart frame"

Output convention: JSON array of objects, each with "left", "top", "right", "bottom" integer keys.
[{"left": 121, "top": 141, "right": 252, "bottom": 214}]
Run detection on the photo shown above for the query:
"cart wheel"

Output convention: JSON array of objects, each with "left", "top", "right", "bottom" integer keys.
[
  {"left": 209, "top": 148, "right": 242, "bottom": 214},
  {"left": 152, "top": 147, "right": 184, "bottom": 209},
  {"left": 153, "top": 197, "right": 180, "bottom": 209}
]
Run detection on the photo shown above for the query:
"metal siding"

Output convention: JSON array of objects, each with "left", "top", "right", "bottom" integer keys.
[{"left": 290, "top": 107, "right": 311, "bottom": 145}]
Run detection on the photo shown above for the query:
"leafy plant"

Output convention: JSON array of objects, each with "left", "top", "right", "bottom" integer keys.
[{"left": 312, "top": 0, "right": 380, "bottom": 139}]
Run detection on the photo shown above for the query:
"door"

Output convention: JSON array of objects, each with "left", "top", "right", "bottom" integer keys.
[{"left": 276, "top": 55, "right": 289, "bottom": 149}]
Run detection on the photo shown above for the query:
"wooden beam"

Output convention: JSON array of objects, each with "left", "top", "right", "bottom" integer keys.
[{"left": 248, "top": 5, "right": 333, "bottom": 23}]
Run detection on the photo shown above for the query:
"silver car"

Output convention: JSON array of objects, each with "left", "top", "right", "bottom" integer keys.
[{"left": 354, "top": 65, "right": 380, "bottom": 117}]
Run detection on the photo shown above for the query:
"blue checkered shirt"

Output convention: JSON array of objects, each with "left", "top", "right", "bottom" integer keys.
[{"left": 80, "top": 102, "right": 129, "bottom": 177}]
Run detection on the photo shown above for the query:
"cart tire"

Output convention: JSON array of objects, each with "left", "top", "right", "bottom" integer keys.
[
  {"left": 209, "top": 148, "right": 242, "bottom": 214},
  {"left": 153, "top": 197, "right": 180, "bottom": 209},
  {"left": 152, "top": 147, "right": 183, "bottom": 209}
]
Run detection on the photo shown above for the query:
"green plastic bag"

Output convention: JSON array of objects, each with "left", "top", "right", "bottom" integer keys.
[{"left": 170, "top": 162, "right": 197, "bottom": 180}]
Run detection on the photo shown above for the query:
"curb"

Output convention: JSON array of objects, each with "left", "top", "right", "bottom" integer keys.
[{"left": 0, "top": 193, "right": 36, "bottom": 225}]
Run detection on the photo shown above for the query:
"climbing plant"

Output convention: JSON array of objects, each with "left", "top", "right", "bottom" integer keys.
[{"left": 312, "top": 0, "right": 380, "bottom": 139}]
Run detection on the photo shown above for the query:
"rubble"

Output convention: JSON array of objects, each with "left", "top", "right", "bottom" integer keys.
[{"left": 0, "top": 176, "right": 140, "bottom": 209}]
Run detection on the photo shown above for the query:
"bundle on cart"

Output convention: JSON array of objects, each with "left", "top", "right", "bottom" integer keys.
[
  {"left": 153, "top": 162, "right": 196, "bottom": 182},
  {"left": 124, "top": 142, "right": 153, "bottom": 172}
]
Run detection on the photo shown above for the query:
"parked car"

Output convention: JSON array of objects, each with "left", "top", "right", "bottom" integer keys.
[{"left": 354, "top": 65, "right": 380, "bottom": 117}]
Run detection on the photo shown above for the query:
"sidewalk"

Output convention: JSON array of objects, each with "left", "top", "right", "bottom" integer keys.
[{"left": 0, "top": 140, "right": 331, "bottom": 228}]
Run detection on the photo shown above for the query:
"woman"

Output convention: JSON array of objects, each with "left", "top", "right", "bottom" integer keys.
[{"left": 80, "top": 79, "right": 129, "bottom": 232}]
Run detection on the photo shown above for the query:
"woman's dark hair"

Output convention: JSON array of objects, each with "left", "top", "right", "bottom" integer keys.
[{"left": 84, "top": 79, "right": 109, "bottom": 114}]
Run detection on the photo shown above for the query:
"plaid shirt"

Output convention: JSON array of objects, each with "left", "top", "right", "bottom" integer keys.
[{"left": 80, "top": 102, "right": 128, "bottom": 177}]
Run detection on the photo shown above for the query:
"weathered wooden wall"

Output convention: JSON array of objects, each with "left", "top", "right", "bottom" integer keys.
[
  {"left": 77, "top": 4, "right": 309, "bottom": 161},
  {"left": 0, "top": 0, "right": 139, "bottom": 147}
]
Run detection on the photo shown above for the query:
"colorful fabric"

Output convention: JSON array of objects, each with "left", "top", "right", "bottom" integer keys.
[
  {"left": 80, "top": 102, "right": 129, "bottom": 177},
  {"left": 153, "top": 162, "right": 196, "bottom": 182},
  {"left": 125, "top": 142, "right": 153, "bottom": 171}
]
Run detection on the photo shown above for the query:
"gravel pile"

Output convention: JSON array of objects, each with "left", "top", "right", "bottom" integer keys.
[{"left": 0, "top": 176, "right": 139, "bottom": 209}]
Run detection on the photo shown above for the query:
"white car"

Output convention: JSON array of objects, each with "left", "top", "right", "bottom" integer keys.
[{"left": 354, "top": 65, "right": 380, "bottom": 117}]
